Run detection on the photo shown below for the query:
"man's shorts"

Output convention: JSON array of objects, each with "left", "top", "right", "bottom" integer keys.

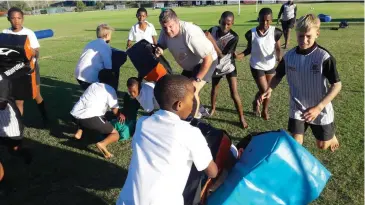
[
  {"left": 281, "top": 18, "right": 296, "bottom": 31},
  {"left": 250, "top": 67, "right": 276, "bottom": 79},
  {"left": 288, "top": 118, "right": 335, "bottom": 141},
  {"left": 181, "top": 59, "right": 218, "bottom": 83},
  {"left": 73, "top": 116, "right": 114, "bottom": 135},
  {"left": 76, "top": 79, "right": 92, "bottom": 91}
]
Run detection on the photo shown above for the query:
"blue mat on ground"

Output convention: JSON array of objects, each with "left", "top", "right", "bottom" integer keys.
[{"left": 207, "top": 129, "right": 331, "bottom": 205}]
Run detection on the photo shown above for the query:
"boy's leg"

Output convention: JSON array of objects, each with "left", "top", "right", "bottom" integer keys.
[
  {"left": 193, "top": 81, "right": 206, "bottom": 118},
  {"left": 227, "top": 75, "right": 248, "bottom": 129},
  {"left": 0, "top": 162, "right": 3, "bottom": 182},
  {"left": 250, "top": 68, "right": 269, "bottom": 118},
  {"left": 74, "top": 129, "right": 83, "bottom": 140},
  {"left": 288, "top": 118, "right": 308, "bottom": 145},
  {"left": 210, "top": 77, "right": 221, "bottom": 116},
  {"left": 262, "top": 71, "right": 276, "bottom": 120},
  {"left": 96, "top": 129, "right": 119, "bottom": 159},
  {"left": 311, "top": 123, "right": 339, "bottom": 152},
  {"left": 15, "top": 100, "right": 24, "bottom": 116}
]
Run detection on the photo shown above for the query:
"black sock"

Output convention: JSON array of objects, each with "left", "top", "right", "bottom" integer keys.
[{"left": 37, "top": 101, "right": 48, "bottom": 121}]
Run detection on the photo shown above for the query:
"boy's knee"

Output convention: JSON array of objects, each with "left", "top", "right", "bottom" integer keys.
[{"left": 292, "top": 134, "right": 304, "bottom": 145}]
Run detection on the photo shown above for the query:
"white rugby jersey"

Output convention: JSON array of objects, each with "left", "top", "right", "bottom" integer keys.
[
  {"left": 279, "top": 2, "right": 297, "bottom": 21},
  {"left": 275, "top": 43, "right": 340, "bottom": 125}
]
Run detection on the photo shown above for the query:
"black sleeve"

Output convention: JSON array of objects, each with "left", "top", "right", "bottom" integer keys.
[
  {"left": 208, "top": 27, "right": 213, "bottom": 33},
  {"left": 323, "top": 56, "right": 340, "bottom": 84},
  {"left": 274, "top": 28, "right": 283, "bottom": 42},
  {"left": 275, "top": 58, "right": 286, "bottom": 78},
  {"left": 222, "top": 36, "right": 239, "bottom": 55},
  {"left": 242, "top": 30, "right": 252, "bottom": 56},
  {"left": 278, "top": 5, "right": 284, "bottom": 18}
]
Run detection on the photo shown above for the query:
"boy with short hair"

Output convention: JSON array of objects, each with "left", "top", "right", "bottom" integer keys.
[
  {"left": 126, "top": 77, "right": 159, "bottom": 114},
  {"left": 126, "top": 7, "right": 157, "bottom": 49},
  {"left": 75, "top": 24, "right": 114, "bottom": 90},
  {"left": 71, "top": 70, "right": 123, "bottom": 158},
  {"left": 260, "top": 14, "right": 341, "bottom": 152},
  {"left": 3, "top": 7, "right": 48, "bottom": 124},
  {"left": 117, "top": 75, "right": 218, "bottom": 205}
]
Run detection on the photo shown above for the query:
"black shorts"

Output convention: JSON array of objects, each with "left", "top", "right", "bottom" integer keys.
[
  {"left": 77, "top": 79, "right": 92, "bottom": 90},
  {"left": 213, "top": 68, "right": 237, "bottom": 80},
  {"left": 73, "top": 116, "right": 114, "bottom": 135},
  {"left": 288, "top": 118, "right": 335, "bottom": 141},
  {"left": 250, "top": 67, "right": 276, "bottom": 79},
  {"left": 181, "top": 61, "right": 217, "bottom": 83},
  {"left": 282, "top": 18, "right": 296, "bottom": 31},
  {"left": 0, "top": 137, "right": 22, "bottom": 148}
]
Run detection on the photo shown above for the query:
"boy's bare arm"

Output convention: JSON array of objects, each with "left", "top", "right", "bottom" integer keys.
[
  {"left": 275, "top": 40, "right": 282, "bottom": 62},
  {"left": 204, "top": 160, "right": 218, "bottom": 179},
  {"left": 126, "top": 40, "right": 132, "bottom": 49},
  {"left": 152, "top": 36, "right": 157, "bottom": 45},
  {"left": 302, "top": 82, "right": 342, "bottom": 122}
]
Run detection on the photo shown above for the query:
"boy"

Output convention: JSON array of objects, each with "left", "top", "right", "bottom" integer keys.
[
  {"left": 126, "top": 77, "right": 159, "bottom": 114},
  {"left": 3, "top": 7, "right": 48, "bottom": 123},
  {"left": 75, "top": 24, "right": 114, "bottom": 90},
  {"left": 277, "top": 0, "right": 297, "bottom": 49},
  {"left": 205, "top": 11, "right": 248, "bottom": 129},
  {"left": 126, "top": 7, "right": 157, "bottom": 49},
  {"left": 70, "top": 70, "right": 123, "bottom": 158},
  {"left": 260, "top": 14, "right": 341, "bottom": 152},
  {"left": 117, "top": 75, "right": 218, "bottom": 205},
  {"left": 236, "top": 8, "right": 282, "bottom": 120}
]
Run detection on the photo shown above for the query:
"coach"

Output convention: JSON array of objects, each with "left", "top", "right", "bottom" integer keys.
[{"left": 155, "top": 9, "right": 218, "bottom": 118}]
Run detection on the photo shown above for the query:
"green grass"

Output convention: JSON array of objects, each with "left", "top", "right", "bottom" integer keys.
[{"left": 0, "top": 3, "right": 363, "bottom": 205}]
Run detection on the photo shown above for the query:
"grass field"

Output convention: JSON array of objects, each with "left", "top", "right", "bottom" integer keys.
[{"left": 0, "top": 3, "right": 363, "bottom": 205}]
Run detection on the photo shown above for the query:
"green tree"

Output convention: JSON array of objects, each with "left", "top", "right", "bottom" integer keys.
[
  {"left": 96, "top": 1, "right": 104, "bottom": 10},
  {"left": 76, "top": 1, "right": 86, "bottom": 12}
]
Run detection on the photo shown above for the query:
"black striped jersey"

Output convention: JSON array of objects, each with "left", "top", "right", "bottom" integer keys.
[
  {"left": 276, "top": 43, "right": 340, "bottom": 125},
  {"left": 208, "top": 26, "right": 238, "bottom": 75}
]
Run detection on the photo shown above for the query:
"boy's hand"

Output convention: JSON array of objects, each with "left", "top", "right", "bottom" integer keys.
[
  {"left": 235, "top": 52, "right": 244, "bottom": 61},
  {"left": 118, "top": 113, "right": 126, "bottom": 123},
  {"left": 258, "top": 88, "right": 273, "bottom": 105},
  {"left": 302, "top": 105, "right": 323, "bottom": 122}
]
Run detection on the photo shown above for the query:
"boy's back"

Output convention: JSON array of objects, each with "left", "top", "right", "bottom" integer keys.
[
  {"left": 117, "top": 110, "right": 212, "bottom": 205},
  {"left": 71, "top": 82, "right": 118, "bottom": 119}
]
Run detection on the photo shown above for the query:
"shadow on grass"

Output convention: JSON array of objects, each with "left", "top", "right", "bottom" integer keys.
[{"left": 0, "top": 137, "right": 127, "bottom": 205}]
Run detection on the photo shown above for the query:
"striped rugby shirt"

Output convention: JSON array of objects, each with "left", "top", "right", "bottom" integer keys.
[
  {"left": 276, "top": 43, "right": 340, "bottom": 125},
  {"left": 0, "top": 100, "right": 23, "bottom": 138},
  {"left": 208, "top": 26, "right": 238, "bottom": 75}
]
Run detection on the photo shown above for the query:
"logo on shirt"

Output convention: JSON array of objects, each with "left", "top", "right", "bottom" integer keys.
[
  {"left": 311, "top": 62, "right": 320, "bottom": 74},
  {"left": 0, "top": 48, "right": 20, "bottom": 56}
]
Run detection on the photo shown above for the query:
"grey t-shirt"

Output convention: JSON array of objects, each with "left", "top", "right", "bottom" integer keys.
[{"left": 158, "top": 21, "right": 217, "bottom": 71}]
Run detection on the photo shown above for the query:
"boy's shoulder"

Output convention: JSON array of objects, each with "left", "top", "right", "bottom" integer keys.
[{"left": 317, "top": 44, "right": 334, "bottom": 59}]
